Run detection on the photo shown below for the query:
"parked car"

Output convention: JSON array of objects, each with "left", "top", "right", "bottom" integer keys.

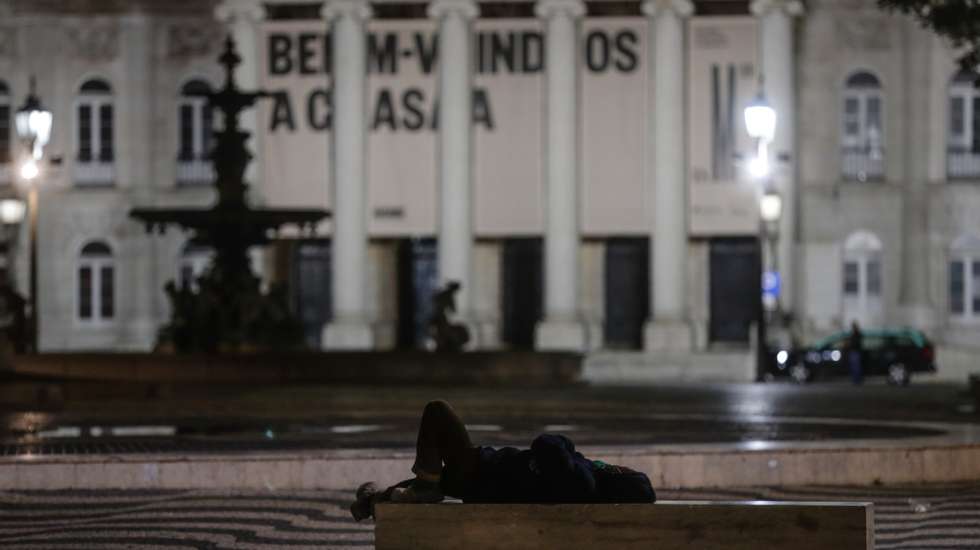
[{"left": 767, "top": 327, "right": 937, "bottom": 385}]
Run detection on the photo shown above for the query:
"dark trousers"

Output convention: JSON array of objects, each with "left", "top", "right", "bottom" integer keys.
[
  {"left": 848, "top": 350, "right": 864, "bottom": 384},
  {"left": 412, "top": 400, "right": 480, "bottom": 498}
]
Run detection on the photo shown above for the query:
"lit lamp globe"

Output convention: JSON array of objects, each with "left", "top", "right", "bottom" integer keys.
[
  {"left": 0, "top": 199, "right": 26, "bottom": 224},
  {"left": 744, "top": 94, "right": 777, "bottom": 143},
  {"left": 760, "top": 191, "right": 782, "bottom": 223},
  {"left": 15, "top": 79, "right": 53, "bottom": 163}
]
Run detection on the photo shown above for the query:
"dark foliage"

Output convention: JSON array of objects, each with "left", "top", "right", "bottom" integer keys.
[{"left": 879, "top": 0, "right": 980, "bottom": 76}]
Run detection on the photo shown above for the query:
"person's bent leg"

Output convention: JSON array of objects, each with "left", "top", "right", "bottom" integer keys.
[{"left": 413, "top": 399, "right": 474, "bottom": 478}]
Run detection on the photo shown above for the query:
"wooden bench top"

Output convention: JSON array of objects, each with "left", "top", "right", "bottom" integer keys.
[{"left": 375, "top": 500, "right": 874, "bottom": 550}]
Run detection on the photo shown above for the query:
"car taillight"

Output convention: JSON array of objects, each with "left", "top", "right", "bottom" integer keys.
[{"left": 922, "top": 345, "right": 934, "bottom": 362}]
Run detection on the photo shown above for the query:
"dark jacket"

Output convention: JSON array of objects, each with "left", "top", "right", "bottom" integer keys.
[{"left": 464, "top": 434, "right": 654, "bottom": 504}]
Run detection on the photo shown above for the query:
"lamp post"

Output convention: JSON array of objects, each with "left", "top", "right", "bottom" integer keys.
[
  {"left": 15, "top": 77, "right": 52, "bottom": 354},
  {"left": 744, "top": 91, "right": 778, "bottom": 381}
]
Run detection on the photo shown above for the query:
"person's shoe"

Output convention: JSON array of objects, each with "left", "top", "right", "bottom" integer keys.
[
  {"left": 389, "top": 479, "right": 444, "bottom": 504},
  {"left": 350, "top": 482, "right": 381, "bottom": 521}
]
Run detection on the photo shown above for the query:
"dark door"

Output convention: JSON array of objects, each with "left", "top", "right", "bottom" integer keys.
[
  {"left": 291, "top": 240, "right": 332, "bottom": 348},
  {"left": 501, "top": 238, "right": 543, "bottom": 349},
  {"left": 604, "top": 238, "right": 650, "bottom": 350},
  {"left": 397, "top": 238, "right": 438, "bottom": 349},
  {"left": 709, "top": 238, "right": 759, "bottom": 344}
]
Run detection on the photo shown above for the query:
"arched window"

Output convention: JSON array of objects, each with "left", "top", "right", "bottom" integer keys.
[
  {"left": 842, "top": 231, "right": 883, "bottom": 327},
  {"left": 179, "top": 242, "right": 212, "bottom": 290},
  {"left": 75, "top": 78, "right": 114, "bottom": 185},
  {"left": 176, "top": 79, "right": 214, "bottom": 185},
  {"left": 841, "top": 71, "right": 884, "bottom": 182},
  {"left": 0, "top": 81, "right": 10, "bottom": 175},
  {"left": 78, "top": 241, "right": 114, "bottom": 322},
  {"left": 947, "top": 70, "right": 980, "bottom": 179},
  {"left": 950, "top": 234, "right": 980, "bottom": 321}
]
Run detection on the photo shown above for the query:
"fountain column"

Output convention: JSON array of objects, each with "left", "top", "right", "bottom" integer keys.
[
  {"left": 321, "top": 0, "right": 375, "bottom": 349},
  {"left": 534, "top": 0, "right": 587, "bottom": 351}
]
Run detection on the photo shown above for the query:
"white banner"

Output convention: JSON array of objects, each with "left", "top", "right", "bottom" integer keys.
[{"left": 256, "top": 18, "right": 755, "bottom": 237}]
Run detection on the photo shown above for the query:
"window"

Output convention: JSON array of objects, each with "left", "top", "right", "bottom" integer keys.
[
  {"left": 75, "top": 79, "right": 115, "bottom": 185},
  {"left": 950, "top": 234, "right": 980, "bottom": 321},
  {"left": 176, "top": 79, "right": 214, "bottom": 185},
  {"left": 78, "top": 241, "right": 114, "bottom": 323},
  {"left": 841, "top": 71, "right": 885, "bottom": 182},
  {"left": 0, "top": 81, "right": 10, "bottom": 184},
  {"left": 842, "top": 231, "right": 883, "bottom": 327},
  {"left": 947, "top": 70, "right": 980, "bottom": 179},
  {"left": 179, "top": 243, "right": 212, "bottom": 290}
]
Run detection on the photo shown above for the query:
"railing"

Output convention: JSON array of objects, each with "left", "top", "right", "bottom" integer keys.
[
  {"left": 947, "top": 149, "right": 980, "bottom": 179},
  {"left": 841, "top": 147, "right": 885, "bottom": 182},
  {"left": 176, "top": 159, "right": 214, "bottom": 186},
  {"left": 75, "top": 162, "right": 115, "bottom": 186}
]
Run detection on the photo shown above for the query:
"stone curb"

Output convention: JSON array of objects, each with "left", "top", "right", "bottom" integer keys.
[{"left": 3, "top": 438, "right": 979, "bottom": 491}]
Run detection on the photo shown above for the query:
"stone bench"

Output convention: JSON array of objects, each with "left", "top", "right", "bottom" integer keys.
[{"left": 375, "top": 500, "right": 874, "bottom": 550}]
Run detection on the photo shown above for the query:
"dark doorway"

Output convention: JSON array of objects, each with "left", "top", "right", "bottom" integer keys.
[
  {"left": 290, "top": 240, "right": 332, "bottom": 348},
  {"left": 501, "top": 238, "right": 543, "bottom": 349},
  {"left": 396, "top": 238, "right": 438, "bottom": 349},
  {"left": 709, "top": 237, "right": 760, "bottom": 344},
  {"left": 604, "top": 238, "right": 649, "bottom": 349}
]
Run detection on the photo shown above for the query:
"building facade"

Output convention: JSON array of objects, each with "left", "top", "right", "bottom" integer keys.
[{"left": 0, "top": 0, "right": 976, "bottom": 380}]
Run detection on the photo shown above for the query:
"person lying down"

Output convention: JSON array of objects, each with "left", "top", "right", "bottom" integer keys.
[{"left": 351, "top": 400, "right": 656, "bottom": 521}]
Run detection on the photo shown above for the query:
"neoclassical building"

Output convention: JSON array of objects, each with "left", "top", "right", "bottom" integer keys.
[{"left": 0, "top": 0, "right": 976, "bottom": 380}]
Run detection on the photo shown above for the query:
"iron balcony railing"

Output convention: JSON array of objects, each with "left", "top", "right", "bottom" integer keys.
[
  {"left": 947, "top": 148, "right": 980, "bottom": 179},
  {"left": 841, "top": 146, "right": 885, "bottom": 182}
]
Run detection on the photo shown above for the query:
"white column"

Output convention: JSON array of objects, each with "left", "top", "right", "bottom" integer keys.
[
  {"left": 430, "top": 0, "right": 479, "bottom": 341},
  {"left": 321, "top": 0, "right": 374, "bottom": 349},
  {"left": 643, "top": 0, "right": 694, "bottom": 352},
  {"left": 534, "top": 0, "right": 587, "bottom": 351},
  {"left": 751, "top": 0, "right": 803, "bottom": 313}
]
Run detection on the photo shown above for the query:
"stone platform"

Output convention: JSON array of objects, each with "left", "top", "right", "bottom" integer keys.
[{"left": 3, "top": 419, "right": 979, "bottom": 491}]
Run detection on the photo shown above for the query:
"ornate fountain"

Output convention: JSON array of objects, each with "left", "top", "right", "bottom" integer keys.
[{"left": 131, "top": 36, "right": 328, "bottom": 352}]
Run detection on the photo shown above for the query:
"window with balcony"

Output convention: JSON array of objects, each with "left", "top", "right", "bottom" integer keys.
[
  {"left": 75, "top": 79, "right": 115, "bottom": 185},
  {"left": 947, "top": 70, "right": 980, "bottom": 179},
  {"left": 0, "top": 81, "right": 11, "bottom": 185},
  {"left": 77, "top": 241, "right": 115, "bottom": 323},
  {"left": 842, "top": 230, "right": 883, "bottom": 328},
  {"left": 841, "top": 71, "right": 884, "bottom": 182},
  {"left": 950, "top": 234, "right": 980, "bottom": 322},
  {"left": 177, "top": 79, "right": 214, "bottom": 185}
]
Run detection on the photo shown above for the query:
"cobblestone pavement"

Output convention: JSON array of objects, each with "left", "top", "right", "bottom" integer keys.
[{"left": 1, "top": 484, "right": 978, "bottom": 549}]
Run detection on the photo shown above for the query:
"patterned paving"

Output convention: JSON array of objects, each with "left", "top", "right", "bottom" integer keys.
[{"left": 0, "top": 484, "right": 978, "bottom": 549}]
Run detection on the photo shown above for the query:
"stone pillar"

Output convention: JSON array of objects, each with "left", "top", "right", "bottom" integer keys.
[
  {"left": 534, "top": 0, "right": 587, "bottom": 351},
  {"left": 643, "top": 0, "right": 694, "bottom": 352},
  {"left": 750, "top": 0, "right": 803, "bottom": 313},
  {"left": 321, "top": 0, "right": 374, "bottom": 349},
  {"left": 430, "top": 0, "right": 479, "bottom": 342}
]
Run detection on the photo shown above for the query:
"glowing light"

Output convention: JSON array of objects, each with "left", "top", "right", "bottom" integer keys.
[
  {"left": 748, "top": 155, "right": 770, "bottom": 179},
  {"left": 831, "top": 350, "right": 842, "bottom": 361},
  {"left": 760, "top": 192, "right": 782, "bottom": 222},
  {"left": 776, "top": 350, "right": 789, "bottom": 365},
  {"left": 744, "top": 96, "right": 777, "bottom": 142},
  {"left": 0, "top": 199, "right": 26, "bottom": 224},
  {"left": 20, "top": 159, "right": 39, "bottom": 180}
]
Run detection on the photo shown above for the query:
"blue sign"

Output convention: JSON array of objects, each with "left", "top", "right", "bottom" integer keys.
[{"left": 762, "top": 270, "right": 781, "bottom": 298}]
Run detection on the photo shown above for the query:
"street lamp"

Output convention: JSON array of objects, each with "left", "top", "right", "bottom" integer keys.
[
  {"left": 744, "top": 91, "right": 779, "bottom": 381},
  {"left": 15, "top": 77, "right": 52, "bottom": 353}
]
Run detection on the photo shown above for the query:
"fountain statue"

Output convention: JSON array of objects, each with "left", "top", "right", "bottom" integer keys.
[{"left": 131, "top": 36, "right": 328, "bottom": 352}]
